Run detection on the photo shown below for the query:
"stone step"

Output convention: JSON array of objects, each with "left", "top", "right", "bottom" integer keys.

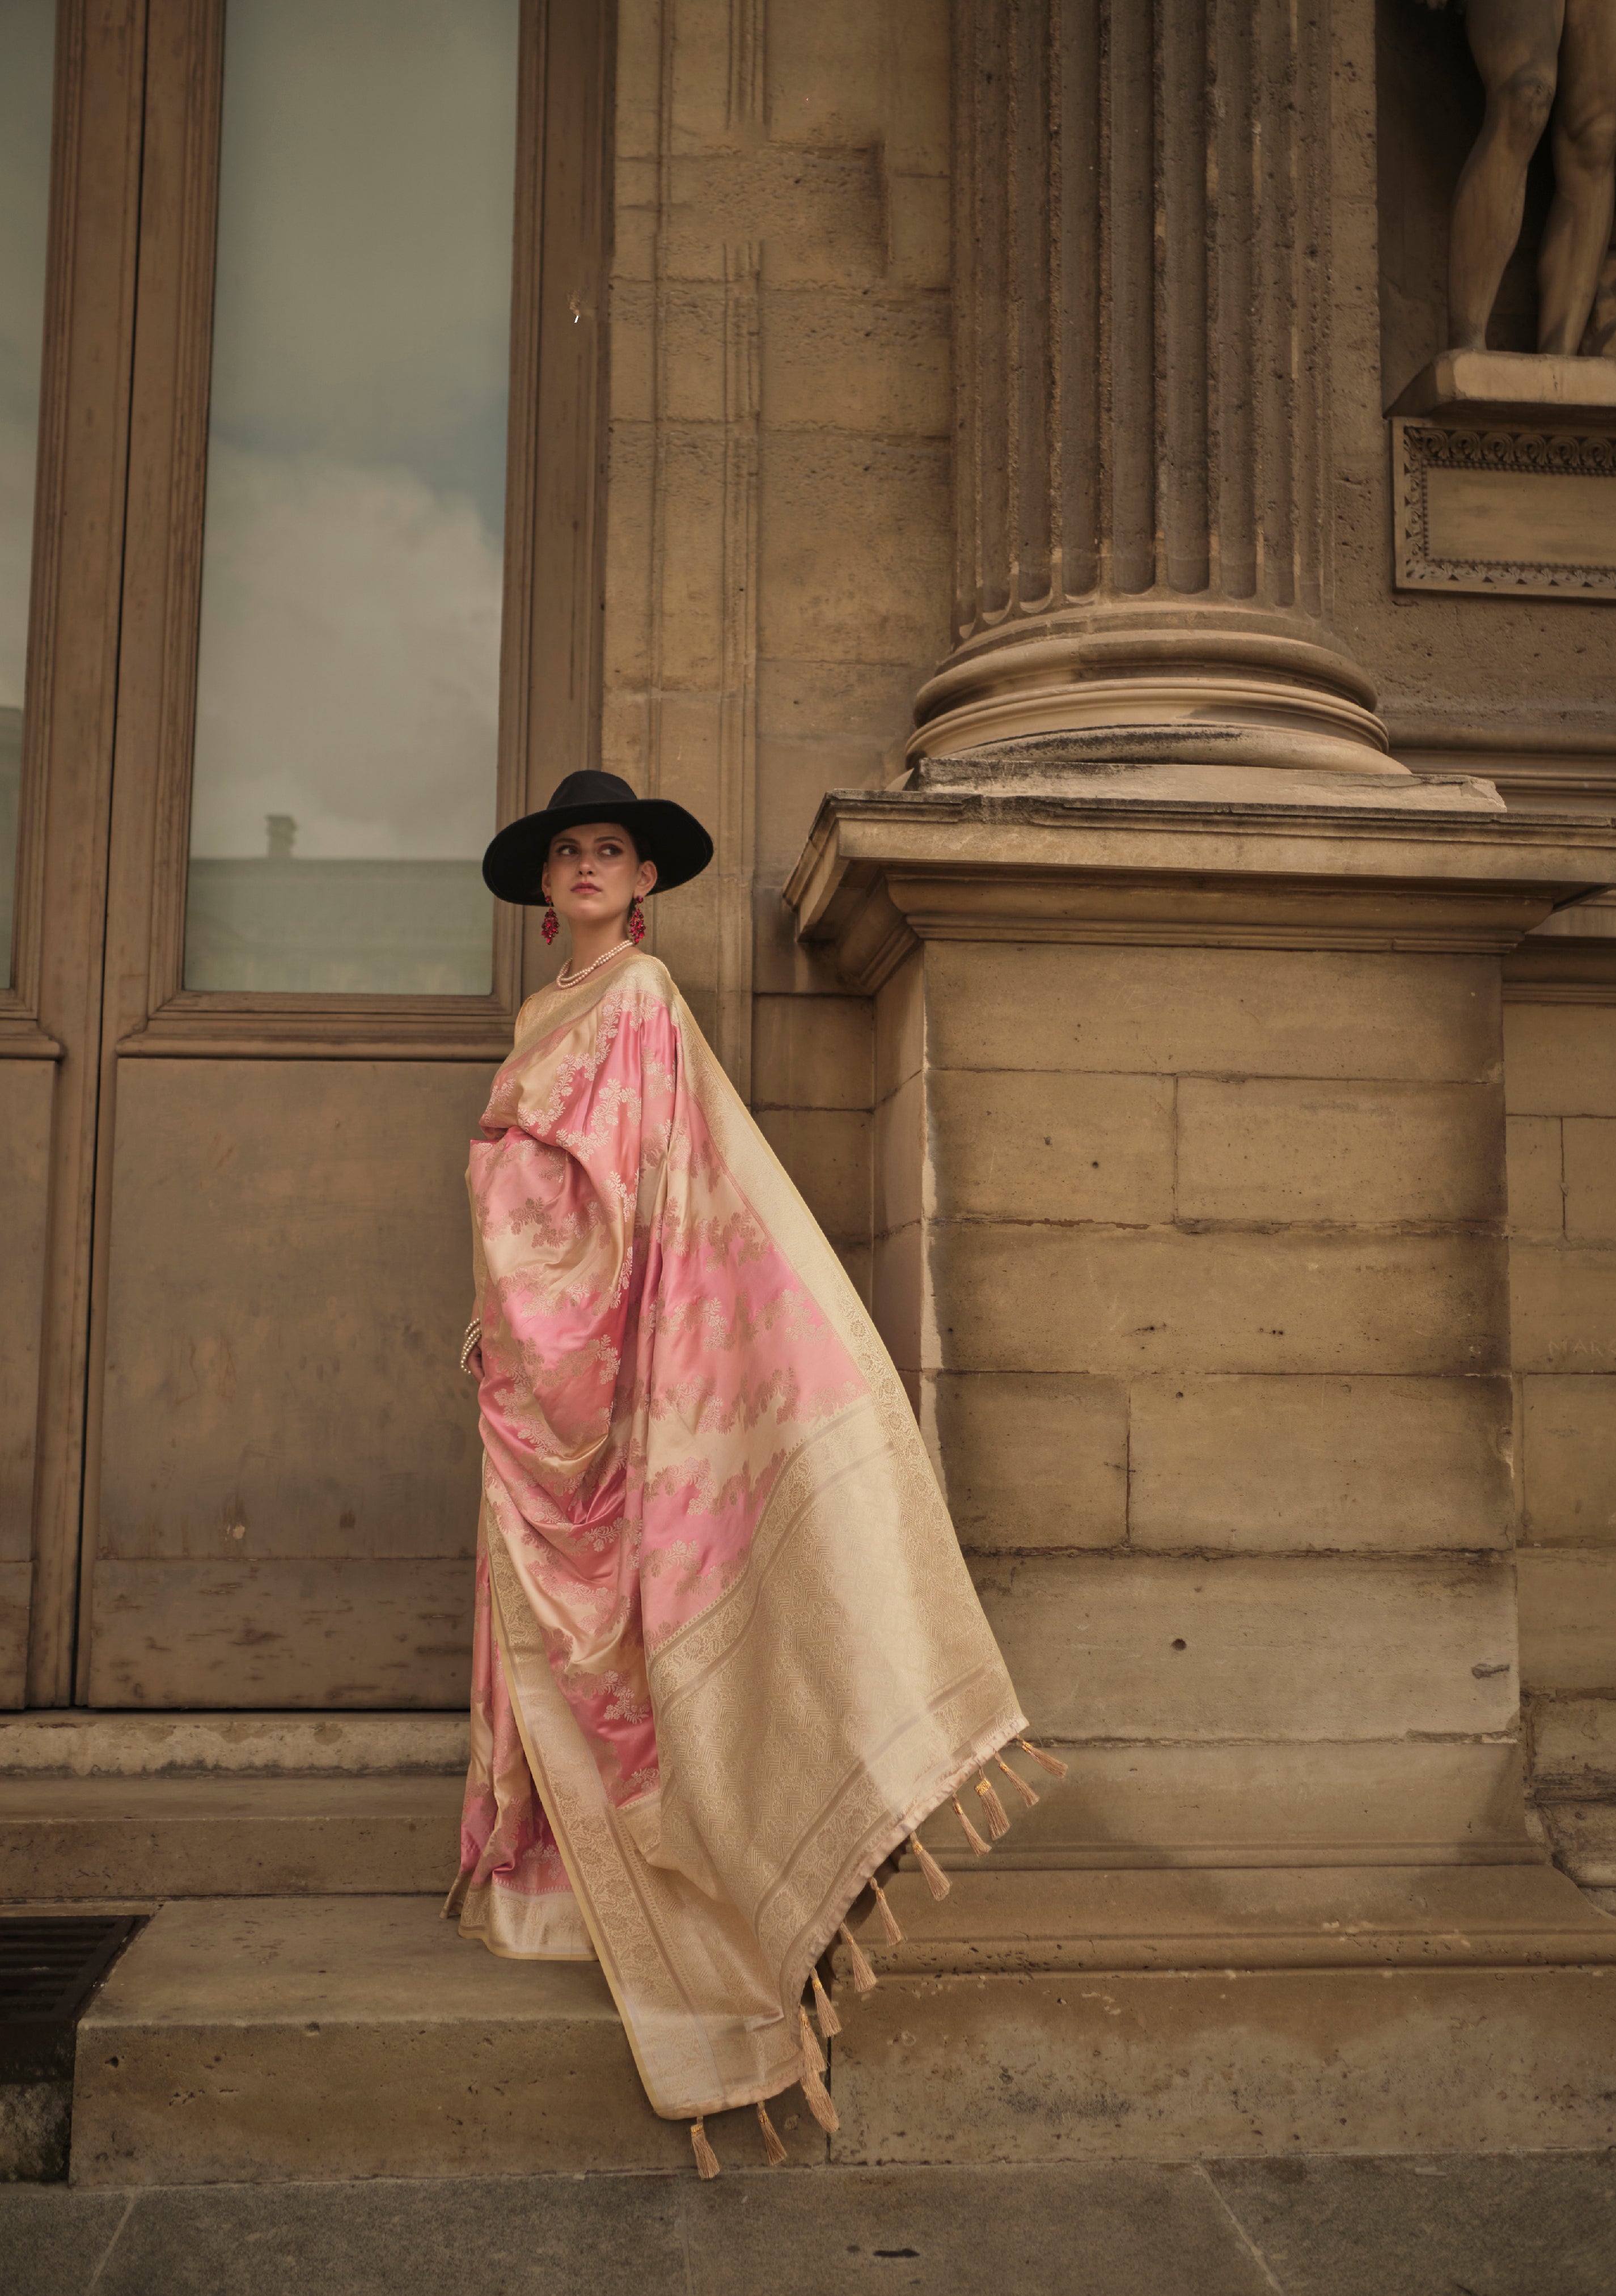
[
  {"left": 0, "top": 1777, "right": 464, "bottom": 1900},
  {"left": 868, "top": 1856, "right": 1616, "bottom": 1971},
  {"left": 67, "top": 1895, "right": 822, "bottom": 2185},
  {"left": 50, "top": 1865, "right": 1616, "bottom": 2185}
]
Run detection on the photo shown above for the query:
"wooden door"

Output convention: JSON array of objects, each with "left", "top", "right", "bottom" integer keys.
[{"left": 3, "top": 0, "right": 610, "bottom": 1709}]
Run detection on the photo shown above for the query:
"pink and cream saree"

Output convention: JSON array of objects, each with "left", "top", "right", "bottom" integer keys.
[{"left": 445, "top": 951, "right": 1029, "bottom": 2137}]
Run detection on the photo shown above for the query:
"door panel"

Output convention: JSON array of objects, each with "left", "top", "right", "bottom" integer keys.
[
  {"left": 86, "top": 1557, "right": 475, "bottom": 1707},
  {"left": 8, "top": 0, "right": 146, "bottom": 1707},
  {"left": 0, "top": 1063, "right": 54, "bottom": 1700},
  {"left": 10, "top": 0, "right": 609, "bottom": 1709},
  {"left": 89, "top": 1060, "right": 490, "bottom": 1705}
]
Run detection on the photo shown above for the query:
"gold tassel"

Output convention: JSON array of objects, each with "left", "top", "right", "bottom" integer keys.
[
  {"left": 691, "top": 2117, "right": 721, "bottom": 2179},
  {"left": 952, "top": 1793, "right": 991, "bottom": 1856},
  {"left": 757, "top": 2100, "right": 788, "bottom": 2166},
  {"left": 975, "top": 1772, "right": 1011, "bottom": 1839},
  {"left": 907, "top": 1831, "right": 951, "bottom": 1901},
  {"left": 840, "top": 1921, "right": 878, "bottom": 1993},
  {"left": 800, "top": 2057, "right": 840, "bottom": 2133},
  {"left": 1017, "top": 1735, "right": 1069, "bottom": 1780},
  {"left": 811, "top": 1967, "right": 843, "bottom": 2038},
  {"left": 872, "top": 1878, "right": 904, "bottom": 1942},
  {"left": 799, "top": 2003, "right": 826, "bottom": 2075},
  {"left": 996, "top": 1753, "right": 1040, "bottom": 1808}
]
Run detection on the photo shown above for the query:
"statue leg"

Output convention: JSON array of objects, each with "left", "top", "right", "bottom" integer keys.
[
  {"left": 1538, "top": 0, "right": 1616, "bottom": 352},
  {"left": 1449, "top": 0, "right": 1566, "bottom": 350}
]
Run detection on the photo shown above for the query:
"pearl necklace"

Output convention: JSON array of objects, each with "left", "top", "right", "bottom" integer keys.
[{"left": 556, "top": 937, "right": 634, "bottom": 990}]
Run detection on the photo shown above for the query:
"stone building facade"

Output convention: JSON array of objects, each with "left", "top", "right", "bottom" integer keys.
[{"left": 2, "top": 0, "right": 1615, "bottom": 2176}]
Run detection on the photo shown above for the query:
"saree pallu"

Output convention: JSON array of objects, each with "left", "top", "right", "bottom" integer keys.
[{"left": 447, "top": 951, "right": 1026, "bottom": 2123}]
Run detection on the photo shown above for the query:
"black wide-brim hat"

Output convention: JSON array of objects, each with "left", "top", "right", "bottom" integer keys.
[{"left": 481, "top": 772, "right": 714, "bottom": 905}]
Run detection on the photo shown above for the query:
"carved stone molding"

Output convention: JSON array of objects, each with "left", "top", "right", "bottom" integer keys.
[
  {"left": 787, "top": 787, "right": 1616, "bottom": 993},
  {"left": 1394, "top": 420, "right": 1616, "bottom": 599}
]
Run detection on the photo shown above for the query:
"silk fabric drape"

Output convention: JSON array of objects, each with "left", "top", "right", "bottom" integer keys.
[{"left": 447, "top": 952, "right": 1024, "bottom": 2119}]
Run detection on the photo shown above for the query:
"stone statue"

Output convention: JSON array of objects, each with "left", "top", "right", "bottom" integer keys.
[{"left": 1423, "top": 0, "right": 1616, "bottom": 353}]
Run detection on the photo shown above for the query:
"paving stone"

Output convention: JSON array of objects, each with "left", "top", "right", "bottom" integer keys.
[
  {"left": 681, "top": 2161, "right": 1274, "bottom": 2296},
  {"left": 0, "top": 2188, "right": 130, "bottom": 2296},
  {"left": 9, "top": 2156, "right": 1616, "bottom": 2294},
  {"left": 1208, "top": 2153, "right": 1616, "bottom": 2296},
  {"left": 95, "top": 2174, "right": 687, "bottom": 2296}
]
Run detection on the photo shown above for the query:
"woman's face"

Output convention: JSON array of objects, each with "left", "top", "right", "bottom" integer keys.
[{"left": 541, "top": 821, "right": 658, "bottom": 928}]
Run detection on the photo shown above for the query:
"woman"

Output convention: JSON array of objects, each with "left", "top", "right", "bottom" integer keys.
[{"left": 445, "top": 769, "right": 1059, "bottom": 2175}]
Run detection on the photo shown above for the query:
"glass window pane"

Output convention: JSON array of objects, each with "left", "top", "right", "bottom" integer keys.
[
  {"left": 0, "top": 0, "right": 55, "bottom": 990},
  {"left": 184, "top": 0, "right": 518, "bottom": 994}
]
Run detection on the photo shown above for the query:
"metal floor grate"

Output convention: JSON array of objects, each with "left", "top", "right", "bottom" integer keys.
[{"left": 0, "top": 1914, "right": 142, "bottom": 2083}]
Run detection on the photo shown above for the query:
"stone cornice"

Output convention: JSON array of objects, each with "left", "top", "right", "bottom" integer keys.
[{"left": 786, "top": 789, "right": 1616, "bottom": 993}]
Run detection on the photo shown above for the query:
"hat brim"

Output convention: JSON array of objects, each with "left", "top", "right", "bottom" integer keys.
[{"left": 481, "top": 797, "right": 714, "bottom": 905}]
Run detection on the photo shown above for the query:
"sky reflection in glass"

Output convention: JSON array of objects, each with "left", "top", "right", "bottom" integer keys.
[{"left": 185, "top": 0, "right": 518, "bottom": 993}]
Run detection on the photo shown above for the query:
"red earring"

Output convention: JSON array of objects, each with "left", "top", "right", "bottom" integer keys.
[
  {"left": 628, "top": 895, "right": 645, "bottom": 945},
  {"left": 542, "top": 903, "right": 558, "bottom": 945}
]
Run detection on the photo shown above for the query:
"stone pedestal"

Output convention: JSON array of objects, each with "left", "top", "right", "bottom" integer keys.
[
  {"left": 1389, "top": 352, "right": 1616, "bottom": 602},
  {"left": 786, "top": 783, "right": 1616, "bottom": 2148}
]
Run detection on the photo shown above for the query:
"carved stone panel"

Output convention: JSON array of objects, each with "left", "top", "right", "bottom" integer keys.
[{"left": 1393, "top": 422, "right": 1616, "bottom": 599}]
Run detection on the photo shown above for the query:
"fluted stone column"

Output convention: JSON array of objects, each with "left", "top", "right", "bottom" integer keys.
[{"left": 916, "top": 0, "right": 1395, "bottom": 781}]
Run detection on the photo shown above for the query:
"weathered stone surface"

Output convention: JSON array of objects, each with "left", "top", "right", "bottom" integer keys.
[
  {"left": 11, "top": 2157, "right": 1616, "bottom": 2296},
  {"left": 0, "top": 2188, "right": 129, "bottom": 2285},
  {"left": 1127, "top": 1375, "right": 1513, "bottom": 1553},
  {"left": 852, "top": 1864, "right": 1611, "bottom": 1977},
  {"left": 922, "top": 944, "right": 1500, "bottom": 1083},
  {"left": 680, "top": 2160, "right": 1274, "bottom": 2296},
  {"left": 870, "top": 1223, "right": 924, "bottom": 1373},
  {"left": 927, "top": 1071, "right": 1175, "bottom": 1224},
  {"left": 0, "top": 1710, "right": 468, "bottom": 1777},
  {"left": 1176, "top": 1078, "right": 1503, "bottom": 1226},
  {"left": 930, "top": 1226, "right": 1507, "bottom": 1377},
  {"left": 909, "top": 1739, "right": 1531, "bottom": 1866},
  {"left": 1518, "top": 1551, "right": 1616, "bottom": 1692},
  {"left": 1504, "top": 1005, "right": 1616, "bottom": 1118},
  {"left": 929, "top": 1372, "right": 1128, "bottom": 1549},
  {"left": 874, "top": 951, "right": 924, "bottom": 1103},
  {"left": 760, "top": 434, "right": 950, "bottom": 666},
  {"left": 1508, "top": 1114, "right": 1565, "bottom": 1233},
  {"left": 0, "top": 1776, "right": 463, "bottom": 1901},
  {"left": 750, "top": 994, "right": 872, "bottom": 1111},
  {"left": 761, "top": 288, "right": 950, "bottom": 438},
  {"left": 828, "top": 1964, "right": 1616, "bottom": 2161},
  {"left": 1539, "top": 1801, "right": 1616, "bottom": 1888},
  {"left": 95, "top": 2171, "right": 688, "bottom": 2296},
  {"left": 873, "top": 1071, "right": 923, "bottom": 1235},
  {"left": 1520, "top": 1378, "right": 1616, "bottom": 1544},
  {"left": 1512, "top": 1246, "right": 1616, "bottom": 1375},
  {"left": 1208, "top": 2152, "right": 1616, "bottom": 2296},
  {"left": 1530, "top": 1696, "right": 1616, "bottom": 1796},
  {"left": 972, "top": 1554, "right": 1518, "bottom": 1743},
  {"left": 1564, "top": 1118, "right": 1616, "bottom": 1242},
  {"left": 0, "top": 2082, "right": 70, "bottom": 2184},
  {"left": 755, "top": 1108, "right": 871, "bottom": 1243}
]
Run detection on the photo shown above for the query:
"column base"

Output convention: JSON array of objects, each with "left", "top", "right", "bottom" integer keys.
[
  {"left": 910, "top": 605, "right": 1397, "bottom": 780},
  {"left": 906, "top": 734, "right": 1505, "bottom": 814}
]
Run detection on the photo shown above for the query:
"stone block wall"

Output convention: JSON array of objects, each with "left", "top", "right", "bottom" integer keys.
[
  {"left": 602, "top": 0, "right": 951, "bottom": 1108},
  {"left": 874, "top": 935, "right": 1528, "bottom": 1865},
  {"left": 1506, "top": 998, "right": 1616, "bottom": 1904}
]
